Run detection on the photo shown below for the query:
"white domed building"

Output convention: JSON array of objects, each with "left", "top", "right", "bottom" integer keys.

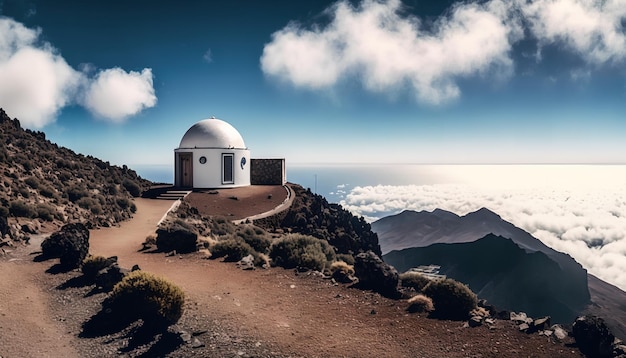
[{"left": 174, "top": 117, "right": 251, "bottom": 188}]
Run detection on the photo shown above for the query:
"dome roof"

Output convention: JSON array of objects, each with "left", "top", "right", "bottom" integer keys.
[{"left": 178, "top": 118, "right": 246, "bottom": 149}]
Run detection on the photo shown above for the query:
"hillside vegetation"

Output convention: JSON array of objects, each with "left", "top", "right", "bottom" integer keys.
[{"left": 0, "top": 109, "right": 150, "bottom": 235}]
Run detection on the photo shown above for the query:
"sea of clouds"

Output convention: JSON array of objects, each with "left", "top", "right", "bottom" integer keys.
[{"left": 339, "top": 166, "right": 626, "bottom": 292}]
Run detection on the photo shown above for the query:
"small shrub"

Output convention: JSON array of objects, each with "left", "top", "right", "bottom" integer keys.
[
  {"left": 211, "top": 237, "right": 254, "bottom": 262},
  {"left": 116, "top": 197, "right": 130, "bottom": 209},
  {"left": 155, "top": 219, "right": 198, "bottom": 253},
  {"left": 330, "top": 260, "right": 354, "bottom": 276},
  {"left": 67, "top": 185, "right": 89, "bottom": 202},
  {"left": 209, "top": 216, "right": 236, "bottom": 237},
  {"left": 24, "top": 176, "right": 40, "bottom": 189},
  {"left": 269, "top": 234, "right": 336, "bottom": 271},
  {"left": 122, "top": 179, "right": 141, "bottom": 197},
  {"left": 36, "top": 203, "right": 57, "bottom": 221},
  {"left": 39, "top": 185, "right": 56, "bottom": 198},
  {"left": 18, "top": 187, "right": 30, "bottom": 198},
  {"left": 9, "top": 200, "right": 36, "bottom": 218},
  {"left": 336, "top": 253, "right": 355, "bottom": 266},
  {"left": 105, "top": 271, "right": 184, "bottom": 326},
  {"left": 407, "top": 294, "right": 434, "bottom": 313},
  {"left": 400, "top": 272, "right": 431, "bottom": 291},
  {"left": 81, "top": 255, "right": 111, "bottom": 279},
  {"left": 236, "top": 225, "right": 272, "bottom": 253},
  {"left": 422, "top": 278, "right": 477, "bottom": 320}
]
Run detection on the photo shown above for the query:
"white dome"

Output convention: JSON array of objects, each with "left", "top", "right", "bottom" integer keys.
[{"left": 178, "top": 118, "right": 246, "bottom": 149}]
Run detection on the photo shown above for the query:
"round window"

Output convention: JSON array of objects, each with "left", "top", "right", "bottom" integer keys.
[{"left": 199, "top": 156, "right": 207, "bottom": 164}]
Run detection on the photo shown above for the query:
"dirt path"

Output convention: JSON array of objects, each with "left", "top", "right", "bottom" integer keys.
[{"left": 0, "top": 256, "right": 79, "bottom": 357}]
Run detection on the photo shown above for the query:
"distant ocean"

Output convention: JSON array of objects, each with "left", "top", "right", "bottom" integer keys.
[{"left": 134, "top": 163, "right": 626, "bottom": 291}]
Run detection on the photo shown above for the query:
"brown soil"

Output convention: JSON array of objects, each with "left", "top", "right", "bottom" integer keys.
[
  {"left": 0, "top": 197, "right": 584, "bottom": 357},
  {"left": 184, "top": 185, "right": 289, "bottom": 220}
]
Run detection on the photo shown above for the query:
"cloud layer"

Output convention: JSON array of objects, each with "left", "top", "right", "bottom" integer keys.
[
  {"left": 340, "top": 177, "right": 626, "bottom": 291},
  {"left": 0, "top": 17, "right": 156, "bottom": 128},
  {"left": 261, "top": 0, "right": 626, "bottom": 102}
]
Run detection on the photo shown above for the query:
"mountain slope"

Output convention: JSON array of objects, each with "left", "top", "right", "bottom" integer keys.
[
  {"left": 384, "top": 234, "right": 588, "bottom": 323},
  {"left": 0, "top": 109, "right": 151, "bottom": 234},
  {"left": 375, "top": 208, "right": 626, "bottom": 340}
]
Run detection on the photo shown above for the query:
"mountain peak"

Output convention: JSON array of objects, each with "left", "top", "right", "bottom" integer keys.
[{"left": 464, "top": 207, "right": 501, "bottom": 220}]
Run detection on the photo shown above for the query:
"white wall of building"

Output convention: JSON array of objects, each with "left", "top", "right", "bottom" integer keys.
[{"left": 174, "top": 148, "right": 250, "bottom": 188}]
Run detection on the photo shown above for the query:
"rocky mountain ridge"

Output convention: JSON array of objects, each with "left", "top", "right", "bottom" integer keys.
[{"left": 374, "top": 208, "right": 626, "bottom": 341}]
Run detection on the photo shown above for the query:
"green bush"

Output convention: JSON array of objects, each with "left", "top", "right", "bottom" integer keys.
[
  {"left": 36, "top": 203, "right": 57, "bottom": 221},
  {"left": 236, "top": 225, "right": 272, "bottom": 253},
  {"left": 67, "top": 185, "right": 89, "bottom": 202},
  {"left": 210, "top": 216, "right": 236, "bottom": 237},
  {"left": 9, "top": 200, "right": 36, "bottom": 218},
  {"left": 422, "top": 278, "right": 477, "bottom": 320},
  {"left": 106, "top": 271, "right": 184, "bottom": 326},
  {"left": 39, "top": 185, "right": 56, "bottom": 198},
  {"left": 407, "top": 294, "right": 434, "bottom": 313},
  {"left": 336, "top": 253, "right": 355, "bottom": 266},
  {"left": 81, "top": 255, "right": 111, "bottom": 279},
  {"left": 400, "top": 272, "right": 432, "bottom": 291},
  {"left": 24, "top": 176, "right": 40, "bottom": 189},
  {"left": 269, "top": 234, "right": 336, "bottom": 271},
  {"left": 122, "top": 179, "right": 141, "bottom": 197},
  {"left": 211, "top": 237, "right": 255, "bottom": 262}
]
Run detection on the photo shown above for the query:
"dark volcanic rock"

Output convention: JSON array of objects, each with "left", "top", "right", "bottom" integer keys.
[
  {"left": 156, "top": 220, "right": 198, "bottom": 254},
  {"left": 41, "top": 223, "right": 89, "bottom": 269},
  {"left": 572, "top": 315, "right": 615, "bottom": 358},
  {"left": 95, "top": 263, "right": 129, "bottom": 291},
  {"left": 354, "top": 251, "right": 399, "bottom": 298}
]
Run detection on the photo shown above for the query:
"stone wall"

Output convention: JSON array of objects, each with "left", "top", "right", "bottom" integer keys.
[{"left": 251, "top": 159, "right": 285, "bottom": 185}]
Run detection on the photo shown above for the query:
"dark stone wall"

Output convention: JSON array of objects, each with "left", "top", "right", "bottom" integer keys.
[{"left": 251, "top": 159, "right": 285, "bottom": 185}]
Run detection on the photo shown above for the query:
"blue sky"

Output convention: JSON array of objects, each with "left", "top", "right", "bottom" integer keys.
[{"left": 1, "top": 0, "right": 626, "bottom": 165}]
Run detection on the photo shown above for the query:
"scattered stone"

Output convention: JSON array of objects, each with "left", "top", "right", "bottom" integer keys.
[
  {"left": 551, "top": 324, "right": 568, "bottom": 341},
  {"left": 370, "top": 309, "right": 377, "bottom": 315},
  {"left": 178, "top": 330, "right": 192, "bottom": 344},
  {"left": 191, "top": 338, "right": 204, "bottom": 348},
  {"left": 519, "top": 323, "right": 530, "bottom": 332},
  {"left": 469, "top": 316, "right": 483, "bottom": 328},
  {"left": 572, "top": 315, "right": 615, "bottom": 358},
  {"left": 530, "top": 316, "right": 551, "bottom": 333},
  {"left": 510, "top": 311, "right": 529, "bottom": 324},
  {"left": 484, "top": 318, "right": 495, "bottom": 326},
  {"left": 131, "top": 264, "right": 141, "bottom": 271},
  {"left": 237, "top": 254, "right": 255, "bottom": 270},
  {"left": 166, "top": 250, "right": 177, "bottom": 257}
]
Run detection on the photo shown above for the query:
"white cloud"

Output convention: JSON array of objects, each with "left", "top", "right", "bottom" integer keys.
[
  {"left": 520, "top": 0, "right": 626, "bottom": 64},
  {"left": 340, "top": 173, "right": 626, "bottom": 291},
  {"left": 0, "top": 17, "right": 156, "bottom": 127},
  {"left": 0, "top": 18, "right": 81, "bottom": 128},
  {"left": 203, "top": 48, "right": 213, "bottom": 63},
  {"left": 83, "top": 68, "right": 156, "bottom": 122},
  {"left": 261, "top": 0, "right": 521, "bottom": 104}
]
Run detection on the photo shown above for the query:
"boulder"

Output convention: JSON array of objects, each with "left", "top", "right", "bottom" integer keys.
[
  {"left": 237, "top": 254, "right": 255, "bottom": 270},
  {"left": 95, "top": 264, "right": 129, "bottom": 291},
  {"left": 572, "top": 315, "right": 615, "bottom": 358},
  {"left": 468, "top": 316, "right": 483, "bottom": 328},
  {"left": 41, "top": 223, "right": 89, "bottom": 269},
  {"left": 529, "top": 316, "right": 551, "bottom": 333},
  {"left": 551, "top": 324, "right": 568, "bottom": 341},
  {"left": 354, "top": 251, "right": 400, "bottom": 298},
  {"left": 156, "top": 221, "right": 197, "bottom": 254}
]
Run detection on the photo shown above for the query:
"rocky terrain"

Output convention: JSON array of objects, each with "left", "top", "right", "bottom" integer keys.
[{"left": 0, "top": 108, "right": 150, "bottom": 246}]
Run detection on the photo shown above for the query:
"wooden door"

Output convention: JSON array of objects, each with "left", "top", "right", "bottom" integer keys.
[{"left": 179, "top": 153, "right": 193, "bottom": 187}]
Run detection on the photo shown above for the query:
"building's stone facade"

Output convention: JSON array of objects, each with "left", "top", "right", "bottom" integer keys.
[{"left": 251, "top": 159, "right": 285, "bottom": 185}]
